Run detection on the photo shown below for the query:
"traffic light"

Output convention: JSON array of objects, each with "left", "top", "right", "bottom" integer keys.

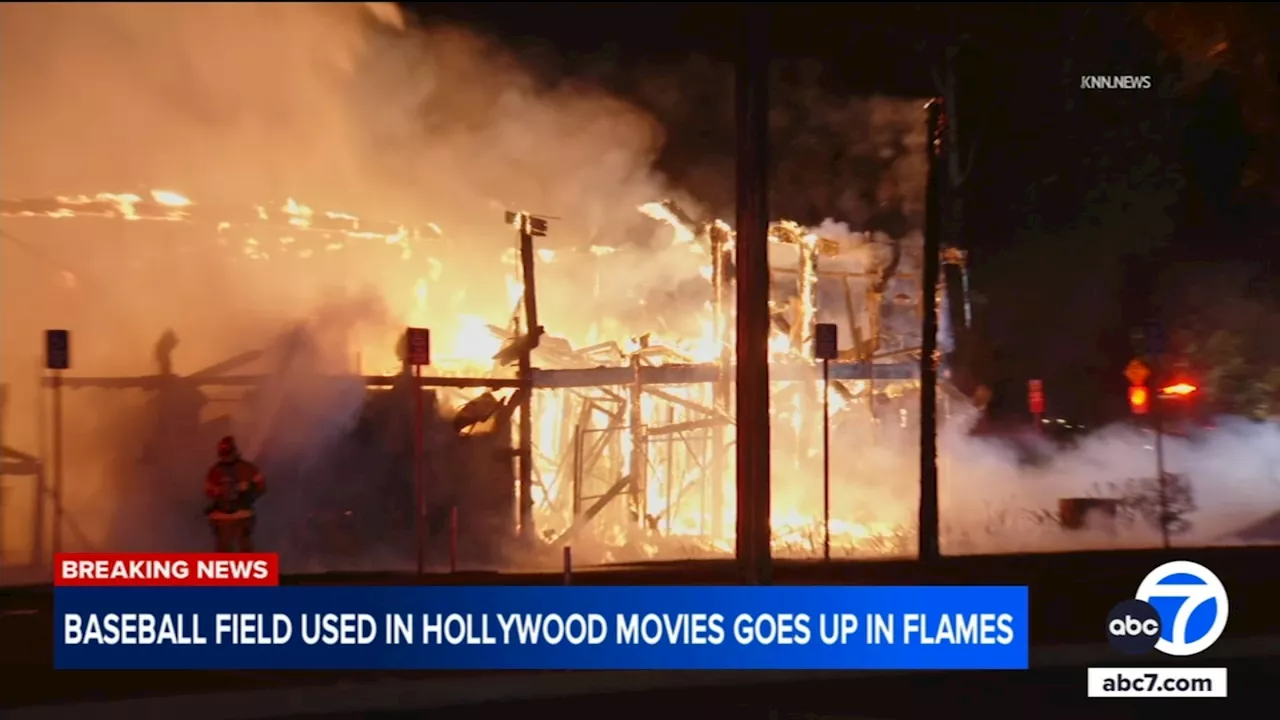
[
  {"left": 528, "top": 217, "right": 549, "bottom": 237},
  {"left": 1161, "top": 382, "right": 1197, "bottom": 397},
  {"left": 1128, "top": 385, "right": 1150, "bottom": 415}
]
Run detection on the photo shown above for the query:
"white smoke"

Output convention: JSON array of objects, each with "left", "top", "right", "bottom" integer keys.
[{"left": 0, "top": 1, "right": 678, "bottom": 574}]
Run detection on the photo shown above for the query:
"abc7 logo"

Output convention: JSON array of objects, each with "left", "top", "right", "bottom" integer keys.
[{"left": 1106, "top": 561, "right": 1229, "bottom": 656}]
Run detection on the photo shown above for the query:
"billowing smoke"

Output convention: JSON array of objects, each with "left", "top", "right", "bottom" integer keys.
[
  {"left": 2, "top": 3, "right": 1275, "bottom": 581},
  {"left": 0, "top": 1, "right": 683, "bottom": 574}
]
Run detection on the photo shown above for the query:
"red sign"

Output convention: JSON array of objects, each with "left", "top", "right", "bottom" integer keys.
[
  {"left": 1027, "top": 379, "right": 1044, "bottom": 415},
  {"left": 54, "top": 552, "right": 279, "bottom": 587}
]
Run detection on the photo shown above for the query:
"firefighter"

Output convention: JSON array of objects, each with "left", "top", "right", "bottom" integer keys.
[{"left": 205, "top": 436, "right": 266, "bottom": 552}]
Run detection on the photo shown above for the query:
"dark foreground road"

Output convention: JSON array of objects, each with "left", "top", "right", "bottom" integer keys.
[
  {"left": 307, "top": 659, "right": 1278, "bottom": 720},
  {"left": 2, "top": 546, "right": 1277, "bottom": 713}
]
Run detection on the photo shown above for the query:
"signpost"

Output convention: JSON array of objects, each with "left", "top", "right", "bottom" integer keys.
[
  {"left": 1027, "top": 379, "right": 1044, "bottom": 428},
  {"left": 814, "top": 323, "right": 838, "bottom": 562},
  {"left": 1124, "top": 358, "right": 1150, "bottom": 387},
  {"left": 1123, "top": 356, "right": 1168, "bottom": 548},
  {"left": 406, "top": 328, "right": 430, "bottom": 366},
  {"left": 1143, "top": 321, "right": 1165, "bottom": 357},
  {"left": 406, "top": 327, "right": 430, "bottom": 574},
  {"left": 45, "top": 330, "right": 70, "bottom": 370},
  {"left": 44, "top": 330, "right": 69, "bottom": 556}
]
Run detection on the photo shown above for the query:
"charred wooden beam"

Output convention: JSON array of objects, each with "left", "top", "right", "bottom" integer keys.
[
  {"left": 531, "top": 362, "right": 917, "bottom": 388},
  {"left": 41, "top": 361, "right": 920, "bottom": 392},
  {"left": 645, "top": 417, "right": 728, "bottom": 438},
  {"left": 551, "top": 474, "right": 635, "bottom": 548},
  {"left": 642, "top": 386, "right": 732, "bottom": 423}
]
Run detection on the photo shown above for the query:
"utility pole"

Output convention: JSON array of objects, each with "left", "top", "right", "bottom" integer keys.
[
  {"left": 1132, "top": 323, "right": 1176, "bottom": 549},
  {"left": 1153, "top": 389, "right": 1170, "bottom": 550},
  {"left": 918, "top": 99, "right": 945, "bottom": 562},
  {"left": 735, "top": 5, "right": 772, "bottom": 585},
  {"left": 1149, "top": 349, "right": 1170, "bottom": 550},
  {"left": 507, "top": 211, "right": 547, "bottom": 543}
]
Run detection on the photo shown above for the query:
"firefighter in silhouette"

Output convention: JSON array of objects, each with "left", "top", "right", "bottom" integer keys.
[{"left": 205, "top": 436, "right": 266, "bottom": 552}]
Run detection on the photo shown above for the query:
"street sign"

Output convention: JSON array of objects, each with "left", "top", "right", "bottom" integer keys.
[
  {"left": 406, "top": 327, "right": 430, "bottom": 366},
  {"left": 45, "top": 329, "right": 70, "bottom": 370},
  {"left": 1124, "top": 358, "right": 1150, "bottom": 386},
  {"left": 1027, "top": 379, "right": 1044, "bottom": 415},
  {"left": 813, "top": 323, "right": 838, "bottom": 360}
]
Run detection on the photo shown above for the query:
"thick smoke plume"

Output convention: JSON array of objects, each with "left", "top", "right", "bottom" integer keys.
[{"left": 0, "top": 1, "right": 681, "bottom": 575}]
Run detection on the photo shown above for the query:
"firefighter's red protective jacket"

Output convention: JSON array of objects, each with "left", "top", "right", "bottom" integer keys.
[{"left": 205, "top": 460, "right": 266, "bottom": 521}]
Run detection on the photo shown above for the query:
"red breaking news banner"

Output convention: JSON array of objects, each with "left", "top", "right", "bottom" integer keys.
[{"left": 54, "top": 552, "right": 280, "bottom": 587}]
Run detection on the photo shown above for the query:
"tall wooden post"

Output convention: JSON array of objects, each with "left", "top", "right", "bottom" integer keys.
[
  {"left": 735, "top": 5, "right": 772, "bottom": 585},
  {"left": 918, "top": 99, "right": 945, "bottom": 562},
  {"left": 517, "top": 217, "right": 539, "bottom": 542}
]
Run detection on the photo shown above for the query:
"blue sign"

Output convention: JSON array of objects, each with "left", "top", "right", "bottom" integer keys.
[
  {"left": 54, "top": 586, "right": 1029, "bottom": 670},
  {"left": 45, "top": 329, "right": 70, "bottom": 370}
]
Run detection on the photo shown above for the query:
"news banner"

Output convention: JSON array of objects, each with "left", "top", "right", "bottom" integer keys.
[{"left": 54, "top": 552, "right": 1028, "bottom": 671}]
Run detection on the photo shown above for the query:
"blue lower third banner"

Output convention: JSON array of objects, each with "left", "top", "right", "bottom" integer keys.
[{"left": 55, "top": 586, "right": 1029, "bottom": 670}]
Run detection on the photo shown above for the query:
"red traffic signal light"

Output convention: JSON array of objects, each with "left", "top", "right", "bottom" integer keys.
[
  {"left": 1128, "top": 385, "right": 1150, "bottom": 415},
  {"left": 1160, "top": 382, "right": 1197, "bottom": 397}
]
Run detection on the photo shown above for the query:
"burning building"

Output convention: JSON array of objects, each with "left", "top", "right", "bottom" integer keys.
[
  {"left": 0, "top": 178, "right": 970, "bottom": 574},
  {"left": 0, "top": 2, "right": 988, "bottom": 577}
]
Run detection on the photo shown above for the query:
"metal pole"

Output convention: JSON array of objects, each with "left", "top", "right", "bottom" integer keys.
[
  {"left": 822, "top": 358, "right": 831, "bottom": 563},
  {"left": 414, "top": 363, "right": 424, "bottom": 575},
  {"left": 33, "top": 368, "right": 48, "bottom": 567},
  {"left": 735, "top": 5, "right": 772, "bottom": 585},
  {"left": 562, "top": 546, "right": 572, "bottom": 585},
  {"left": 52, "top": 370, "right": 64, "bottom": 557},
  {"left": 665, "top": 404, "right": 675, "bottom": 534},
  {"left": 449, "top": 505, "right": 458, "bottom": 573},
  {"left": 629, "top": 354, "right": 645, "bottom": 533},
  {"left": 571, "top": 424, "right": 583, "bottom": 518},
  {"left": 918, "top": 98, "right": 944, "bottom": 562},
  {"left": 710, "top": 225, "right": 729, "bottom": 541},
  {"left": 1154, "top": 393, "right": 1170, "bottom": 549}
]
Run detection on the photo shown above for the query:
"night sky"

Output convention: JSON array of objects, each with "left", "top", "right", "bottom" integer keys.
[{"left": 406, "top": 2, "right": 1280, "bottom": 425}]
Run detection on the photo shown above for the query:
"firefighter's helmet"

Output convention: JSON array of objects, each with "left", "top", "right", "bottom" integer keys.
[{"left": 217, "top": 436, "right": 239, "bottom": 462}]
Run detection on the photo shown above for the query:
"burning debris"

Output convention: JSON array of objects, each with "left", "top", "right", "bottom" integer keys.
[{"left": 0, "top": 191, "right": 438, "bottom": 262}]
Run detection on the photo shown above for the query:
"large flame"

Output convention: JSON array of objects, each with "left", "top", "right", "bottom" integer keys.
[{"left": 1, "top": 188, "right": 927, "bottom": 562}]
